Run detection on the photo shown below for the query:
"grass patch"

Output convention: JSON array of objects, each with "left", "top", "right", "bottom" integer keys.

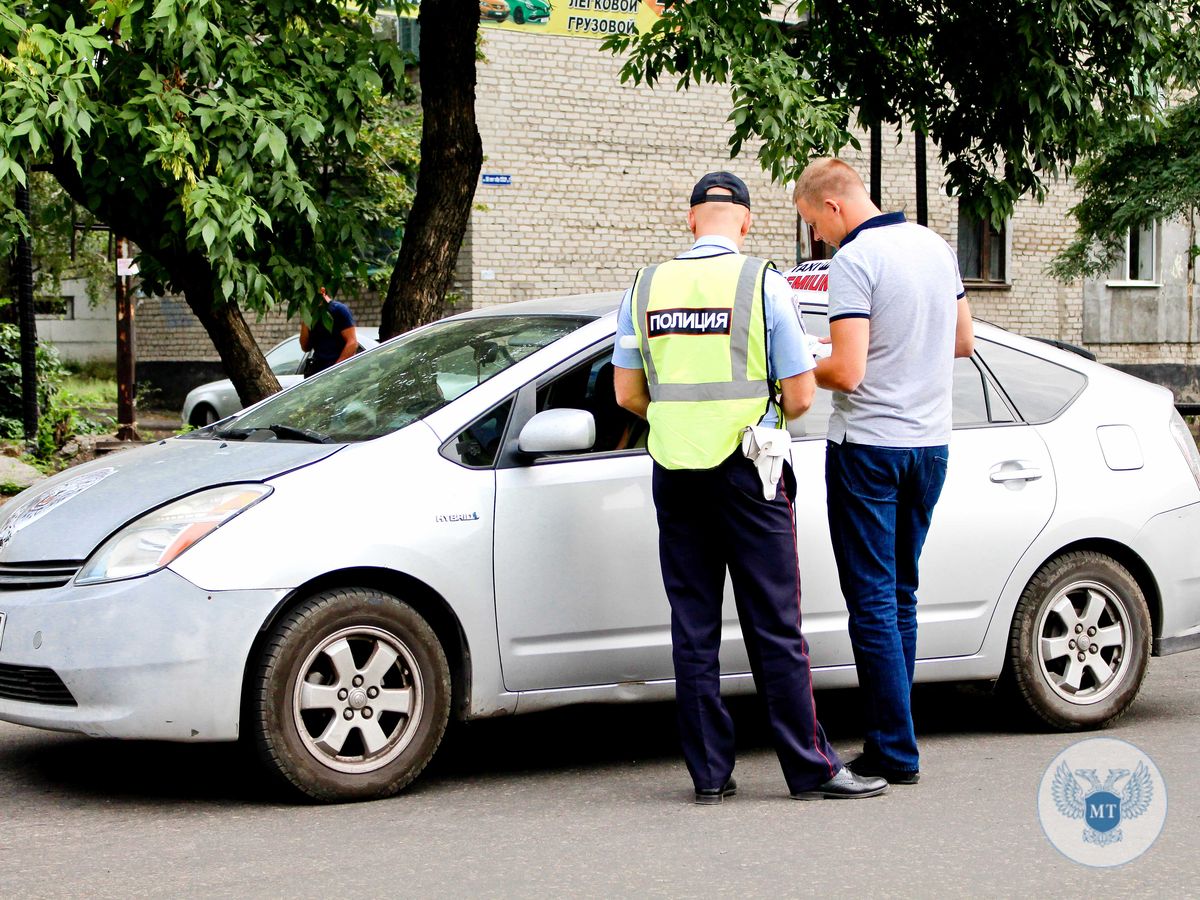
[{"left": 62, "top": 376, "right": 118, "bottom": 407}]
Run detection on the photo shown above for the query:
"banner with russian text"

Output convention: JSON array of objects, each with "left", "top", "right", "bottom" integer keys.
[{"left": 478, "top": 0, "right": 664, "bottom": 39}]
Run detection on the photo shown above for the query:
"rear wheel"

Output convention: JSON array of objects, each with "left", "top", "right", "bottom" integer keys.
[
  {"left": 1006, "top": 551, "right": 1150, "bottom": 730},
  {"left": 250, "top": 588, "right": 451, "bottom": 801}
]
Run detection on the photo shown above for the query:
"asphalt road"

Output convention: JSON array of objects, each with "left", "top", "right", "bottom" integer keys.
[{"left": 2, "top": 651, "right": 1198, "bottom": 899}]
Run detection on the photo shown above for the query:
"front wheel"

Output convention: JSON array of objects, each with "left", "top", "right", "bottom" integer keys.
[
  {"left": 250, "top": 588, "right": 451, "bottom": 801},
  {"left": 512, "top": 6, "right": 525, "bottom": 23},
  {"left": 1006, "top": 551, "right": 1150, "bottom": 730}
]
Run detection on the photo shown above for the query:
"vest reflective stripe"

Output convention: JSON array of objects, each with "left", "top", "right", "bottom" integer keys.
[
  {"left": 631, "top": 253, "right": 775, "bottom": 469},
  {"left": 634, "top": 262, "right": 662, "bottom": 389},
  {"left": 649, "top": 381, "right": 770, "bottom": 402},
  {"left": 728, "top": 256, "right": 763, "bottom": 384}
]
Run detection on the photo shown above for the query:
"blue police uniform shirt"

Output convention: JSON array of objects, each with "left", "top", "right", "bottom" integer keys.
[{"left": 613, "top": 235, "right": 815, "bottom": 427}]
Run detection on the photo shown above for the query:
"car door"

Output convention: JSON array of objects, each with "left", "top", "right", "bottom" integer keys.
[
  {"left": 492, "top": 348, "right": 680, "bottom": 691},
  {"left": 793, "top": 309, "right": 1057, "bottom": 665}
]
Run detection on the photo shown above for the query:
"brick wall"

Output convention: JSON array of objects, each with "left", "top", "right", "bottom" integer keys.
[{"left": 132, "top": 27, "right": 1200, "bottom": 398}]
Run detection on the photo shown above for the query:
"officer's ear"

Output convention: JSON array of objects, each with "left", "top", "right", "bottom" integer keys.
[
  {"left": 687, "top": 206, "right": 698, "bottom": 236},
  {"left": 740, "top": 209, "right": 752, "bottom": 238}
]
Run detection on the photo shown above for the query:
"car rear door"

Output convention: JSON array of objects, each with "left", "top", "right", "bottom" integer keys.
[{"left": 792, "top": 312, "right": 1058, "bottom": 665}]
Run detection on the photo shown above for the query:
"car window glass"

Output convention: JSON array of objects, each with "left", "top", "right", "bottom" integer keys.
[
  {"left": 265, "top": 337, "right": 306, "bottom": 376},
  {"left": 952, "top": 358, "right": 990, "bottom": 426},
  {"left": 535, "top": 350, "right": 648, "bottom": 453},
  {"left": 217, "top": 315, "right": 590, "bottom": 443},
  {"left": 793, "top": 310, "right": 833, "bottom": 438},
  {"left": 444, "top": 399, "right": 514, "bottom": 468},
  {"left": 976, "top": 338, "right": 1087, "bottom": 423}
]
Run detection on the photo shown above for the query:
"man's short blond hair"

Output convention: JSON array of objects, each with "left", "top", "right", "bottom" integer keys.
[{"left": 793, "top": 158, "right": 866, "bottom": 205}]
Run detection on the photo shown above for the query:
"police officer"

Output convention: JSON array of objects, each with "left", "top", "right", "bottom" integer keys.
[{"left": 613, "top": 172, "right": 888, "bottom": 804}]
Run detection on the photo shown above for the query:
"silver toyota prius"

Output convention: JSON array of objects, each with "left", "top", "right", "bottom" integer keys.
[{"left": 2, "top": 272, "right": 1199, "bottom": 802}]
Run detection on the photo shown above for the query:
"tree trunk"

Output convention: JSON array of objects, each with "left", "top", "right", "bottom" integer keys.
[
  {"left": 0, "top": 254, "right": 14, "bottom": 324},
  {"left": 378, "top": 0, "right": 483, "bottom": 340},
  {"left": 15, "top": 180, "right": 40, "bottom": 443},
  {"left": 178, "top": 259, "right": 281, "bottom": 407}
]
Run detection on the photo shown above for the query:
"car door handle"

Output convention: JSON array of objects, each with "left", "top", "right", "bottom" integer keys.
[{"left": 989, "top": 461, "right": 1043, "bottom": 483}]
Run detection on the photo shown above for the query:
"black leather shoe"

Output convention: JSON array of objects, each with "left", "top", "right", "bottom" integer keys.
[
  {"left": 847, "top": 753, "right": 921, "bottom": 785},
  {"left": 694, "top": 777, "right": 737, "bottom": 805},
  {"left": 791, "top": 767, "right": 888, "bottom": 800}
]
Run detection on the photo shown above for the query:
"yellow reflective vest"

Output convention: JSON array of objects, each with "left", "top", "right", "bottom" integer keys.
[{"left": 630, "top": 252, "right": 777, "bottom": 470}]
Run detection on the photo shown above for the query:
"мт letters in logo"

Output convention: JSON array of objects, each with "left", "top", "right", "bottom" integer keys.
[{"left": 1053, "top": 761, "right": 1153, "bottom": 847}]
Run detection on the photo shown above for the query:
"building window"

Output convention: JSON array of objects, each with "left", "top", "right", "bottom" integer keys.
[
  {"left": 796, "top": 218, "right": 832, "bottom": 261},
  {"left": 1119, "top": 222, "right": 1157, "bottom": 283},
  {"left": 957, "top": 201, "right": 1007, "bottom": 285},
  {"left": 34, "top": 296, "right": 74, "bottom": 319}
]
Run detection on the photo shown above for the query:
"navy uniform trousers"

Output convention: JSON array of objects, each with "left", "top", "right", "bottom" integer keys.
[{"left": 652, "top": 450, "right": 842, "bottom": 794}]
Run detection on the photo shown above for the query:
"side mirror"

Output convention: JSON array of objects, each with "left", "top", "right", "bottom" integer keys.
[{"left": 518, "top": 408, "right": 596, "bottom": 454}]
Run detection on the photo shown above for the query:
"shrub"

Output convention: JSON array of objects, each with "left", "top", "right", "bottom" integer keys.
[{"left": 0, "top": 323, "right": 111, "bottom": 457}]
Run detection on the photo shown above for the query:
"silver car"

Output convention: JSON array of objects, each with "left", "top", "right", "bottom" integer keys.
[
  {"left": 181, "top": 328, "right": 380, "bottom": 426},
  {"left": 1, "top": 284, "right": 1198, "bottom": 802}
]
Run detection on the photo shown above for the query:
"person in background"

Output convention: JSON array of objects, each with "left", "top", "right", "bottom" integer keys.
[
  {"left": 300, "top": 286, "right": 358, "bottom": 377},
  {"left": 793, "top": 157, "right": 974, "bottom": 786}
]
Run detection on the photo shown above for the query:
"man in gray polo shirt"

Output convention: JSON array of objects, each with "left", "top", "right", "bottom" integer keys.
[{"left": 793, "top": 158, "right": 974, "bottom": 785}]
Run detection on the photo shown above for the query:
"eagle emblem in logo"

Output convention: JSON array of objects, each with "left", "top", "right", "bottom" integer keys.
[{"left": 1052, "top": 760, "right": 1155, "bottom": 847}]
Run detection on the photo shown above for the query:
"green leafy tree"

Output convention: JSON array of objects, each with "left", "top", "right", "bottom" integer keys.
[
  {"left": 1051, "top": 96, "right": 1200, "bottom": 283},
  {"left": 1051, "top": 22, "right": 1200, "bottom": 282},
  {"left": 0, "top": 0, "right": 415, "bottom": 405},
  {"left": 606, "top": 0, "right": 1190, "bottom": 225}
]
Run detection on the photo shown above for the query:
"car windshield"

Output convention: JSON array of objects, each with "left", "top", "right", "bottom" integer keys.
[
  {"left": 266, "top": 337, "right": 305, "bottom": 377},
  {"left": 207, "top": 315, "right": 591, "bottom": 443}
]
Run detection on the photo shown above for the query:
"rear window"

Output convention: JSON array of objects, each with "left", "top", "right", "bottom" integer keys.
[{"left": 975, "top": 338, "right": 1087, "bottom": 423}]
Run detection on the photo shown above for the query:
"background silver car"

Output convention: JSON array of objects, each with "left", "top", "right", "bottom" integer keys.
[
  {"left": 1, "top": 285, "right": 1198, "bottom": 803},
  {"left": 181, "top": 328, "right": 380, "bottom": 426}
]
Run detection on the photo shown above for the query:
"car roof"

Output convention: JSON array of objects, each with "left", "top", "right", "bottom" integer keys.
[
  {"left": 452, "top": 291, "right": 626, "bottom": 320},
  {"left": 451, "top": 259, "right": 837, "bottom": 322}
]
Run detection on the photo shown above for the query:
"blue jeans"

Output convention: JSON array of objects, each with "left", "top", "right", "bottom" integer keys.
[{"left": 825, "top": 440, "right": 949, "bottom": 772}]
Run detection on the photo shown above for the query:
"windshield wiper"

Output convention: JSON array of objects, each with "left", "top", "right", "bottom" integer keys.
[{"left": 212, "top": 424, "right": 335, "bottom": 444}]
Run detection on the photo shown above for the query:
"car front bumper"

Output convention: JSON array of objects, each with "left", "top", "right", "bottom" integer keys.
[
  {"left": 0, "top": 568, "right": 285, "bottom": 741},
  {"left": 1137, "top": 500, "right": 1200, "bottom": 655}
]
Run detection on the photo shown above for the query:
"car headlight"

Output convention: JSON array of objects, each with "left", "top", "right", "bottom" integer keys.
[{"left": 76, "top": 484, "right": 272, "bottom": 585}]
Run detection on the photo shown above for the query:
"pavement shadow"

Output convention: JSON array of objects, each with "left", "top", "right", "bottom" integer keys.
[
  {"left": 1, "top": 682, "right": 1023, "bottom": 804},
  {"left": 424, "top": 680, "right": 1020, "bottom": 782},
  {"left": 3, "top": 734, "right": 279, "bottom": 805}
]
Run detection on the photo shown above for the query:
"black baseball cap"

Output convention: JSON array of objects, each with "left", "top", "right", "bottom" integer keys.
[{"left": 690, "top": 171, "right": 751, "bottom": 210}]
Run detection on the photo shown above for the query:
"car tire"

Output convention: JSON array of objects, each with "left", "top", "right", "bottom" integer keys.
[
  {"left": 189, "top": 403, "right": 219, "bottom": 427},
  {"left": 513, "top": 6, "right": 525, "bottom": 23},
  {"left": 250, "top": 587, "right": 451, "bottom": 802},
  {"left": 1006, "top": 551, "right": 1150, "bottom": 731}
]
